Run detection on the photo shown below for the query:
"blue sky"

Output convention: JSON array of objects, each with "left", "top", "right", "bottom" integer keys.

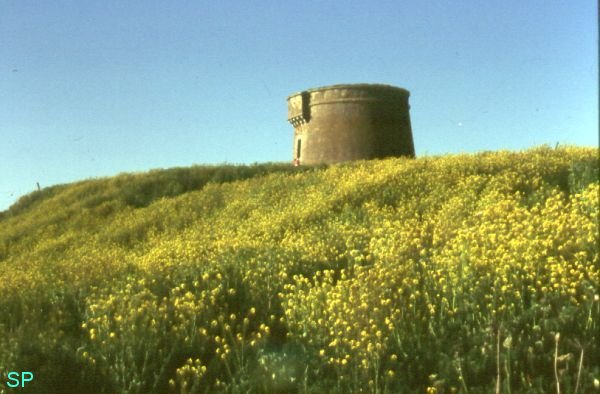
[{"left": 0, "top": 1, "right": 597, "bottom": 211}]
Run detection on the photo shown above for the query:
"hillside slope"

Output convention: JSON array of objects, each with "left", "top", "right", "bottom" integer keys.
[{"left": 0, "top": 146, "right": 598, "bottom": 393}]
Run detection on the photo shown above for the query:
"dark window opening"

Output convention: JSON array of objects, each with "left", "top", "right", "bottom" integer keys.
[{"left": 296, "top": 139, "right": 302, "bottom": 159}]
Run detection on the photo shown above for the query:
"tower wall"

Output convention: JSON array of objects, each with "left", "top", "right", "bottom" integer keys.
[{"left": 287, "top": 84, "right": 415, "bottom": 165}]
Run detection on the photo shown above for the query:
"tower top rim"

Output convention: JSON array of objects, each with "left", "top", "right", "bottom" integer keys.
[{"left": 287, "top": 83, "right": 410, "bottom": 101}]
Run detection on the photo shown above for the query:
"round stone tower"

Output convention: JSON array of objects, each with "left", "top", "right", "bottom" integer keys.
[{"left": 287, "top": 83, "right": 415, "bottom": 165}]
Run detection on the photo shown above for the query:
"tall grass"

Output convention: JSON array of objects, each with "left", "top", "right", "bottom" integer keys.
[{"left": 0, "top": 146, "right": 597, "bottom": 393}]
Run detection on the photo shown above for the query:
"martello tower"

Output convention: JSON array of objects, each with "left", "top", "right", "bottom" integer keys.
[{"left": 287, "top": 84, "right": 415, "bottom": 165}]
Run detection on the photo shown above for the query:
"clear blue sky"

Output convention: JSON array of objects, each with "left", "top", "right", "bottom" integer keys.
[{"left": 1, "top": 1, "right": 597, "bottom": 211}]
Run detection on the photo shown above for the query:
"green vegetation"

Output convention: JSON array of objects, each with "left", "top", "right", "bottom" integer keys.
[{"left": 0, "top": 146, "right": 598, "bottom": 393}]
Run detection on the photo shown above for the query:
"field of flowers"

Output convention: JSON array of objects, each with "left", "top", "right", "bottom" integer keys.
[{"left": 0, "top": 146, "right": 598, "bottom": 393}]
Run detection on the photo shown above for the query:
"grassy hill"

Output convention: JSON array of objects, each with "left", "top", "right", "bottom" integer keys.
[{"left": 0, "top": 146, "right": 598, "bottom": 393}]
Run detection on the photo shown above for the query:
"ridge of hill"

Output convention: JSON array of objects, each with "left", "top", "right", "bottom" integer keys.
[{"left": 0, "top": 146, "right": 598, "bottom": 393}]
